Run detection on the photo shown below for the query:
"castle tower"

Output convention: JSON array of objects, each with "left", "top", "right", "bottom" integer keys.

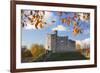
[
  {"left": 45, "top": 30, "right": 57, "bottom": 52},
  {"left": 54, "top": 30, "right": 57, "bottom": 36}
]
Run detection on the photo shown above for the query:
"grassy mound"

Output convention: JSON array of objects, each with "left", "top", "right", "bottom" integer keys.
[
  {"left": 33, "top": 51, "right": 88, "bottom": 62},
  {"left": 46, "top": 52, "right": 87, "bottom": 61}
]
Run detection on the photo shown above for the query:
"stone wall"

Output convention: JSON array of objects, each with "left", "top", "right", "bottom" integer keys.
[{"left": 45, "top": 31, "right": 76, "bottom": 53}]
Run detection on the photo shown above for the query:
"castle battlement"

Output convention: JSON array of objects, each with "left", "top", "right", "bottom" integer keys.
[{"left": 45, "top": 31, "right": 76, "bottom": 53}]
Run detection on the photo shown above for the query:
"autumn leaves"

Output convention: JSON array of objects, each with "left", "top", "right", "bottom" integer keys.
[
  {"left": 60, "top": 13, "right": 89, "bottom": 35},
  {"left": 21, "top": 10, "right": 45, "bottom": 29},
  {"left": 21, "top": 10, "right": 90, "bottom": 36}
]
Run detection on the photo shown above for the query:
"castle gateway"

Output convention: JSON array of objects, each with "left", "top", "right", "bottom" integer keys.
[{"left": 45, "top": 31, "right": 76, "bottom": 53}]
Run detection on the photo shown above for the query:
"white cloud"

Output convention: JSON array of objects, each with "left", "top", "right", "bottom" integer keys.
[
  {"left": 23, "top": 21, "right": 36, "bottom": 30},
  {"left": 78, "top": 13, "right": 89, "bottom": 23},
  {"left": 24, "top": 21, "right": 42, "bottom": 30},
  {"left": 52, "top": 25, "right": 67, "bottom": 31},
  {"left": 76, "top": 38, "right": 90, "bottom": 49},
  {"left": 43, "top": 11, "right": 53, "bottom": 21},
  {"left": 78, "top": 13, "right": 84, "bottom": 21}
]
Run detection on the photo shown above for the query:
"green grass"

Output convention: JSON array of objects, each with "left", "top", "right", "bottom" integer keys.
[
  {"left": 33, "top": 51, "right": 88, "bottom": 62},
  {"left": 47, "top": 52, "right": 87, "bottom": 61}
]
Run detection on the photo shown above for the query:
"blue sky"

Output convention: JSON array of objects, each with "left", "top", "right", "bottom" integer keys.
[{"left": 21, "top": 10, "right": 90, "bottom": 47}]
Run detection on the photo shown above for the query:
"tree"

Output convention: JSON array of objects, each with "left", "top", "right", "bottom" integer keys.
[
  {"left": 76, "top": 43, "right": 82, "bottom": 52},
  {"left": 21, "top": 47, "right": 33, "bottom": 59},
  {"left": 30, "top": 44, "right": 46, "bottom": 60}
]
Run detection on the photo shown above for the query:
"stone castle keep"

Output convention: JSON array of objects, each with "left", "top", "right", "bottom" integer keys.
[{"left": 45, "top": 31, "right": 76, "bottom": 53}]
